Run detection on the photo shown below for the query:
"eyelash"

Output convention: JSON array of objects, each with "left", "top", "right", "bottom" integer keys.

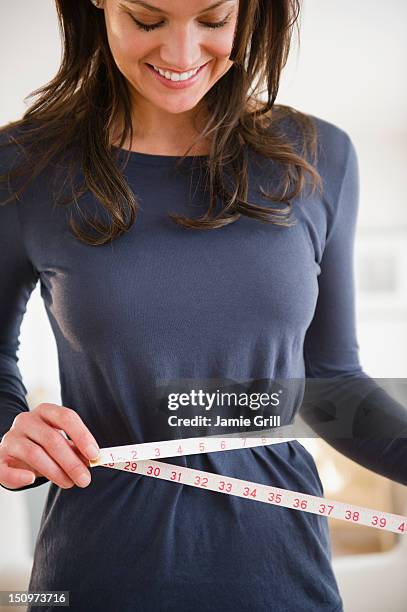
[{"left": 131, "top": 16, "right": 231, "bottom": 32}]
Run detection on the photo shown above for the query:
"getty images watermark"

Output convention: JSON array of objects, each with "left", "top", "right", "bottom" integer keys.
[
  {"left": 152, "top": 377, "right": 407, "bottom": 440},
  {"left": 165, "top": 387, "right": 283, "bottom": 428}
]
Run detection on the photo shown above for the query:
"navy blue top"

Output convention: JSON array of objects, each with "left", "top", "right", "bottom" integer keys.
[{"left": 1, "top": 113, "right": 406, "bottom": 612}]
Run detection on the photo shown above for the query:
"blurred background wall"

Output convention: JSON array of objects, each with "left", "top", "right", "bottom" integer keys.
[{"left": 0, "top": 1, "right": 406, "bottom": 611}]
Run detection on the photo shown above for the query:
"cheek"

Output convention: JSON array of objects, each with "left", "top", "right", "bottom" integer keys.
[
  {"left": 209, "top": 37, "right": 236, "bottom": 77},
  {"left": 208, "top": 25, "right": 237, "bottom": 61},
  {"left": 105, "top": 12, "right": 151, "bottom": 69}
]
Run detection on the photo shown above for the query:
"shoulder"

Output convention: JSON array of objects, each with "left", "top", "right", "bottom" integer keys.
[
  {"left": 307, "top": 113, "right": 352, "bottom": 150},
  {"left": 257, "top": 106, "right": 358, "bottom": 191},
  {"left": 0, "top": 124, "right": 28, "bottom": 208},
  {"left": 0, "top": 119, "right": 60, "bottom": 174},
  {"left": 0, "top": 123, "right": 24, "bottom": 174},
  {"left": 0, "top": 122, "right": 45, "bottom": 191},
  {"left": 299, "top": 114, "right": 361, "bottom": 250},
  {"left": 0, "top": 121, "right": 63, "bottom": 227},
  {"left": 306, "top": 112, "right": 357, "bottom": 178},
  {"left": 266, "top": 109, "right": 361, "bottom": 251},
  {"left": 280, "top": 110, "right": 359, "bottom": 203},
  {"left": 0, "top": 120, "right": 71, "bottom": 199},
  {"left": 271, "top": 107, "right": 356, "bottom": 169},
  {"left": 256, "top": 107, "right": 359, "bottom": 210}
]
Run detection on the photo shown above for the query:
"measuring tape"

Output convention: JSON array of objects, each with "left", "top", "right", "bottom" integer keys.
[{"left": 88, "top": 430, "right": 407, "bottom": 535}]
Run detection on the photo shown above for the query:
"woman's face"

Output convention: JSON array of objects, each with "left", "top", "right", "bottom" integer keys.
[{"left": 102, "top": 0, "right": 239, "bottom": 117}]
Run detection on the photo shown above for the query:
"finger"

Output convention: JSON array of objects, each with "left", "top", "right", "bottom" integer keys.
[
  {"left": 6, "top": 455, "right": 42, "bottom": 478},
  {"left": 0, "top": 461, "right": 37, "bottom": 489},
  {"left": 2, "top": 436, "right": 83, "bottom": 489},
  {"left": 16, "top": 417, "right": 91, "bottom": 487},
  {"left": 66, "top": 438, "right": 90, "bottom": 463},
  {"left": 37, "top": 405, "right": 100, "bottom": 461}
]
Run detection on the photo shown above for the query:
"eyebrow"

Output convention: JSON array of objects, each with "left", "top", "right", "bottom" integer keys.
[{"left": 123, "top": 0, "right": 235, "bottom": 14}]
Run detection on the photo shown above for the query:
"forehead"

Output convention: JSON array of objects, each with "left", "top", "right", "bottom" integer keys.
[{"left": 121, "top": 0, "right": 237, "bottom": 14}]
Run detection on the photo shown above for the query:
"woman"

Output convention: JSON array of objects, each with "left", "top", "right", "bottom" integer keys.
[{"left": 0, "top": 1, "right": 406, "bottom": 610}]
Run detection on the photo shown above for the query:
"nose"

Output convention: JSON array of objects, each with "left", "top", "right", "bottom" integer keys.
[{"left": 159, "top": 25, "right": 204, "bottom": 72}]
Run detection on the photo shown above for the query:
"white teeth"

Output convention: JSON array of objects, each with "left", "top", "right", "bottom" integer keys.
[{"left": 151, "top": 64, "right": 202, "bottom": 81}]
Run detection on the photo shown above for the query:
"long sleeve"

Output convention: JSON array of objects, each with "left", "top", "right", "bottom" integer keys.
[
  {"left": 300, "top": 134, "right": 407, "bottom": 486},
  {"left": 0, "top": 197, "right": 49, "bottom": 491}
]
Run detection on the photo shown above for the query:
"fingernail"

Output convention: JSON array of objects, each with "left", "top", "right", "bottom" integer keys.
[
  {"left": 77, "top": 473, "right": 91, "bottom": 487},
  {"left": 86, "top": 445, "right": 100, "bottom": 460}
]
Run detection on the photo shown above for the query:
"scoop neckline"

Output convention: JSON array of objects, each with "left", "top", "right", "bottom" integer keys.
[{"left": 112, "top": 144, "right": 210, "bottom": 167}]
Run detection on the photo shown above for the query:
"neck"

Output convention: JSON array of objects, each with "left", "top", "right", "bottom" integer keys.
[{"left": 110, "top": 99, "right": 212, "bottom": 156}]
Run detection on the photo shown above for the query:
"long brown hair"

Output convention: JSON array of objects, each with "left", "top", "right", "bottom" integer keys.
[{"left": 0, "top": 0, "right": 322, "bottom": 246}]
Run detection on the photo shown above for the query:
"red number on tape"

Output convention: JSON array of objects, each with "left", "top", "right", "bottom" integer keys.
[
  {"left": 218, "top": 481, "right": 233, "bottom": 493},
  {"left": 345, "top": 510, "right": 360, "bottom": 522},
  {"left": 293, "top": 498, "right": 308, "bottom": 510},
  {"left": 147, "top": 465, "right": 161, "bottom": 477},
  {"left": 371, "top": 516, "right": 387, "bottom": 528},
  {"left": 318, "top": 504, "right": 334, "bottom": 516},
  {"left": 194, "top": 475, "right": 208, "bottom": 488}
]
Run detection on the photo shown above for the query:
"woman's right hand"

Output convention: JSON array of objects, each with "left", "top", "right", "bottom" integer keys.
[{"left": 0, "top": 403, "right": 100, "bottom": 490}]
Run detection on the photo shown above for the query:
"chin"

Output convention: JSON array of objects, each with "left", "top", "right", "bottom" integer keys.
[{"left": 152, "top": 96, "right": 205, "bottom": 115}]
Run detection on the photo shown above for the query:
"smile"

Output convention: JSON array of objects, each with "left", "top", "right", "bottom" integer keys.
[
  {"left": 145, "top": 61, "right": 211, "bottom": 89},
  {"left": 149, "top": 61, "right": 210, "bottom": 81}
]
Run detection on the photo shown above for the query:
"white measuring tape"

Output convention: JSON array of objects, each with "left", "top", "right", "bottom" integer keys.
[{"left": 88, "top": 430, "right": 407, "bottom": 535}]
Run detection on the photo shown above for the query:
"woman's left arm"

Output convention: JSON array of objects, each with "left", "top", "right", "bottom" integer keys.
[{"left": 300, "top": 133, "right": 407, "bottom": 486}]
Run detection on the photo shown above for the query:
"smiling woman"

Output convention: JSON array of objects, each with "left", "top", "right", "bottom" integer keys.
[
  {"left": 0, "top": 0, "right": 321, "bottom": 243},
  {"left": 102, "top": 0, "right": 243, "bottom": 150}
]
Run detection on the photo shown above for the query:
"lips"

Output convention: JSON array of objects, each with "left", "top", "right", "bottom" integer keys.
[
  {"left": 147, "top": 60, "right": 210, "bottom": 74},
  {"left": 144, "top": 60, "right": 211, "bottom": 89}
]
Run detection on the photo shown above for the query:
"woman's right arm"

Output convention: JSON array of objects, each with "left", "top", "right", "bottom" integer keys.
[{"left": 0, "top": 198, "right": 100, "bottom": 491}]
